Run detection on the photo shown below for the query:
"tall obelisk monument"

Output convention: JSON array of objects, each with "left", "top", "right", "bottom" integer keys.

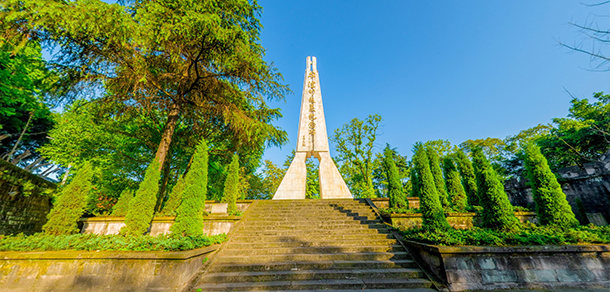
[{"left": 273, "top": 57, "right": 352, "bottom": 200}]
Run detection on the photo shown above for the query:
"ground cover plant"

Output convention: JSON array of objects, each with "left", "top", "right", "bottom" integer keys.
[{"left": 0, "top": 233, "right": 227, "bottom": 252}]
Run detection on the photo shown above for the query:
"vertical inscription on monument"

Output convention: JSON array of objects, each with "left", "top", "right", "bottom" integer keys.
[{"left": 307, "top": 71, "right": 317, "bottom": 150}]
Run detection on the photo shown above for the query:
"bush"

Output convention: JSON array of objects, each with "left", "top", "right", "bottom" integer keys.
[
  {"left": 111, "top": 189, "right": 134, "bottom": 216},
  {"left": 455, "top": 148, "right": 478, "bottom": 206},
  {"left": 383, "top": 145, "right": 408, "bottom": 209},
  {"left": 426, "top": 146, "right": 450, "bottom": 207},
  {"left": 0, "top": 233, "right": 227, "bottom": 252},
  {"left": 400, "top": 224, "right": 610, "bottom": 246},
  {"left": 42, "top": 162, "right": 94, "bottom": 235},
  {"left": 222, "top": 154, "right": 240, "bottom": 214},
  {"left": 524, "top": 143, "right": 579, "bottom": 228},
  {"left": 472, "top": 148, "right": 519, "bottom": 232},
  {"left": 121, "top": 159, "right": 161, "bottom": 236},
  {"left": 171, "top": 139, "right": 208, "bottom": 237},
  {"left": 443, "top": 157, "right": 467, "bottom": 212},
  {"left": 160, "top": 176, "right": 185, "bottom": 216},
  {"left": 413, "top": 143, "right": 450, "bottom": 231}
]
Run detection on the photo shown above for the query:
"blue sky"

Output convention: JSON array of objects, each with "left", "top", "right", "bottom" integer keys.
[{"left": 258, "top": 1, "right": 610, "bottom": 166}]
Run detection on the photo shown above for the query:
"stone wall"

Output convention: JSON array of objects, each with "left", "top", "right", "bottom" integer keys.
[
  {"left": 505, "top": 150, "right": 610, "bottom": 225},
  {"left": 81, "top": 215, "right": 241, "bottom": 236},
  {"left": 370, "top": 197, "right": 420, "bottom": 209},
  {"left": 0, "top": 159, "right": 56, "bottom": 235},
  {"left": 0, "top": 245, "right": 218, "bottom": 292},
  {"left": 403, "top": 240, "right": 610, "bottom": 291},
  {"left": 389, "top": 212, "right": 537, "bottom": 230}
]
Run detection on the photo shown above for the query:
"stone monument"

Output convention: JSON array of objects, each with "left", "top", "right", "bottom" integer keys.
[{"left": 273, "top": 57, "right": 353, "bottom": 199}]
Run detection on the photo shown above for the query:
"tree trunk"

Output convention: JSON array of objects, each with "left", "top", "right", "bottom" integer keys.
[
  {"left": 61, "top": 163, "right": 72, "bottom": 185},
  {"left": 7, "top": 111, "right": 33, "bottom": 162},
  {"left": 155, "top": 151, "right": 172, "bottom": 212},
  {"left": 154, "top": 103, "right": 181, "bottom": 171}
]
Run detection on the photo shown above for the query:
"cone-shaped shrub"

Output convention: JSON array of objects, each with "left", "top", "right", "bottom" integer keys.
[
  {"left": 111, "top": 189, "right": 134, "bottom": 216},
  {"left": 121, "top": 159, "right": 161, "bottom": 236},
  {"left": 426, "top": 146, "right": 450, "bottom": 208},
  {"left": 160, "top": 176, "right": 185, "bottom": 215},
  {"left": 43, "top": 162, "right": 94, "bottom": 235},
  {"left": 455, "top": 148, "right": 478, "bottom": 206},
  {"left": 524, "top": 143, "right": 578, "bottom": 228},
  {"left": 472, "top": 148, "right": 519, "bottom": 231},
  {"left": 383, "top": 145, "right": 408, "bottom": 209},
  {"left": 443, "top": 157, "right": 467, "bottom": 212},
  {"left": 413, "top": 143, "right": 450, "bottom": 231},
  {"left": 171, "top": 139, "right": 208, "bottom": 236},
  {"left": 222, "top": 154, "right": 240, "bottom": 214},
  {"left": 410, "top": 165, "right": 420, "bottom": 198}
]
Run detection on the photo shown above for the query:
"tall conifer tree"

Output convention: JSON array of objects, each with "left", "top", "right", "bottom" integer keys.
[
  {"left": 43, "top": 162, "right": 94, "bottom": 235},
  {"left": 111, "top": 189, "right": 134, "bottom": 217},
  {"left": 383, "top": 145, "right": 408, "bottom": 209},
  {"left": 121, "top": 159, "right": 161, "bottom": 236},
  {"left": 426, "top": 146, "right": 450, "bottom": 207},
  {"left": 171, "top": 139, "right": 209, "bottom": 236},
  {"left": 523, "top": 143, "right": 578, "bottom": 228},
  {"left": 472, "top": 148, "right": 519, "bottom": 231},
  {"left": 455, "top": 148, "right": 478, "bottom": 206},
  {"left": 443, "top": 157, "right": 467, "bottom": 211},
  {"left": 161, "top": 176, "right": 185, "bottom": 215},
  {"left": 413, "top": 143, "right": 450, "bottom": 231},
  {"left": 222, "top": 154, "right": 240, "bottom": 214}
]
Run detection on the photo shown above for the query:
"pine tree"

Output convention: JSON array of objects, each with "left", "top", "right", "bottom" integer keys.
[
  {"left": 443, "top": 157, "right": 467, "bottom": 212},
  {"left": 111, "top": 189, "right": 134, "bottom": 216},
  {"left": 523, "top": 143, "right": 578, "bottom": 228},
  {"left": 170, "top": 139, "right": 208, "bottom": 236},
  {"left": 426, "top": 146, "right": 450, "bottom": 208},
  {"left": 43, "top": 162, "right": 94, "bottom": 235},
  {"left": 222, "top": 154, "right": 240, "bottom": 215},
  {"left": 413, "top": 143, "right": 450, "bottom": 231},
  {"left": 455, "top": 148, "right": 479, "bottom": 206},
  {"left": 383, "top": 145, "right": 408, "bottom": 209},
  {"left": 160, "top": 176, "right": 185, "bottom": 215},
  {"left": 472, "top": 148, "right": 519, "bottom": 231},
  {"left": 121, "top": 159, "right": 161, "bottom": 236}
]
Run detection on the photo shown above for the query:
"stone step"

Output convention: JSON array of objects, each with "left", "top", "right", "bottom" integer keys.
[
  {"left": 195, "top": 278, "right": 433, "bottom": 291},
  {"left": 215, "top": 252, "right": 412, "bottom": 264},
  {"left": 232, "top": 233, "right": 394, "bottom": 243},
  {"left": 199, "top": 290, "right": 437, "bottom": 292},
  {"left": 209, "top": 260, "right": 420, "bottom": 273},
  {"left": 200, "top": 268, "right": 424, "bottom": 283},
  {"left": 252, "top": 205, "right": 373, "bottom": 210},
  {"left": 240, "top": 223, "right": 386, "bottom": 231},
  {"left": 226, "top": 239, "right": 398, "bottom": 249},
  {"left": 247, "top": 214, "right": 378, "bottom": 220},
  {"left": 224, "top": 245, "right": 404, "bottom": 256},
  {"left": 244, "top": 219, "right": 381, "bottom": 225}
]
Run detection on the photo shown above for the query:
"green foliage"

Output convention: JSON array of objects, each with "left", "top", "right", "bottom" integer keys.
[
  {"left": 171, "top": 140, "right": 208, "bottom": 237},
  {"left": 426, "top": 146, "right": 450, "bottom": 207},
  {"left": 523, "top": 143, "right": 579, "bottom": 228},
  {"left": 412, "top": 143, "right": 450, "bottom": 231},
  {"left": 455, "top": 148, "right": 478, "bottom": 206},
  {"left": 538, "top": 92, "right": 610, "bottom": 168},
  {"left": 443, "top": 157, "right": 467, "bottom": 212},
  {"left": 160, "top": 176, "right": 185, "bottom": 215},
  {"left": 110, "top": 189, "right": 134, "bottom": 217},
  {"left": 222, "top": 154, "right": 239, "bottom": 214},
  {"left": 382, "top": 145, "right": 408, "bottom": 208},
  {"left": 332, "top": 114, "right": 382, "bottom": 198},
  {"left": 410, "top": 165, "right": 420, "bottom": 198},
  {"left": 400, "top": 224, "right": 610, "bottom": 246},
  {"left": 42, "top": 162, "right": 94, "bottom": 235},
  {"left": 248, "top": 160, "right": 285, "bottom": 200},
  {"left": 121, "top": 159, "right": 161, "bottom": 236},
  {"left": 0, "top": 233, "right": 227, "bottom": 252},
  {"left": 472, "top": 148, "right": 519, "bottom": 232}
]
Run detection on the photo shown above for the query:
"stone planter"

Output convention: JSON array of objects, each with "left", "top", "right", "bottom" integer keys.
[
  {"left": 0, "top": 245, "right": 218, "bottom": 292},
  {"left": 81, "top": 215, "right": 241, "bottom": 236},
  {"left": 402, "top": 239, "right": 610, "bottom": 291},
  {"left": 387, "top": 212, "right": 538, "bottom": 230}
]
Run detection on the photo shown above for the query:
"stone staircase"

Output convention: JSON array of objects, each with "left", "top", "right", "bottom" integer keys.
[{"left": 194, "top": 199, "right": 436, "bottom": 291}]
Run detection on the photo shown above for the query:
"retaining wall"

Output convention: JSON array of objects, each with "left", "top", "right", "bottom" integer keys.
[{"left": 388, "top": 212, "right": 537, "bottom": 230}]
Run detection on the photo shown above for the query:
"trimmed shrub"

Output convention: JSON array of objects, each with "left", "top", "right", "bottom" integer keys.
[
  {"left": 121, "top": 159, "right": 161, "bottom": 236},
  {"left": 160, "top": 176, "right": 185, "bottom": 215},
  {"left": 524, "top": 143, "right": 579, "bottom": 228},
  {"left": 410, "top": 166, "right": 421, "bottom": 198},
  {"left": 426, "top": 146, "right": 450, "bottom": 207},
  {"left": 472, "top": 148, "right": 519, "bottom": 232},
  {"left": 222, "top": 154, "right": 240, "bottom": 215},
  {"left": 43, "top": 162, "right": 94, "bottom": 235},
  {"left": 413, "top": 143, "right": 450, "bottom": 231},
  {"left": 455, "top": 148, "right": 478, "bottom": 206},
  {"left": 443, "top": 157, "right": 467, "bottom": 212},
  {"left": 110, "top": 189, "right": 134, "bottom": 217},
  {"left": 383, "top": 145, "right": 408, "bottom": 209},
  {"left": 171, "top": 139, "right": 208, "bottom": 237}
]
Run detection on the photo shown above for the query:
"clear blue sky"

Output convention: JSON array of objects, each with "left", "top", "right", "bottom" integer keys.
[{"left": 258, "top": 1, "right": 610, "bottom": 166}]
